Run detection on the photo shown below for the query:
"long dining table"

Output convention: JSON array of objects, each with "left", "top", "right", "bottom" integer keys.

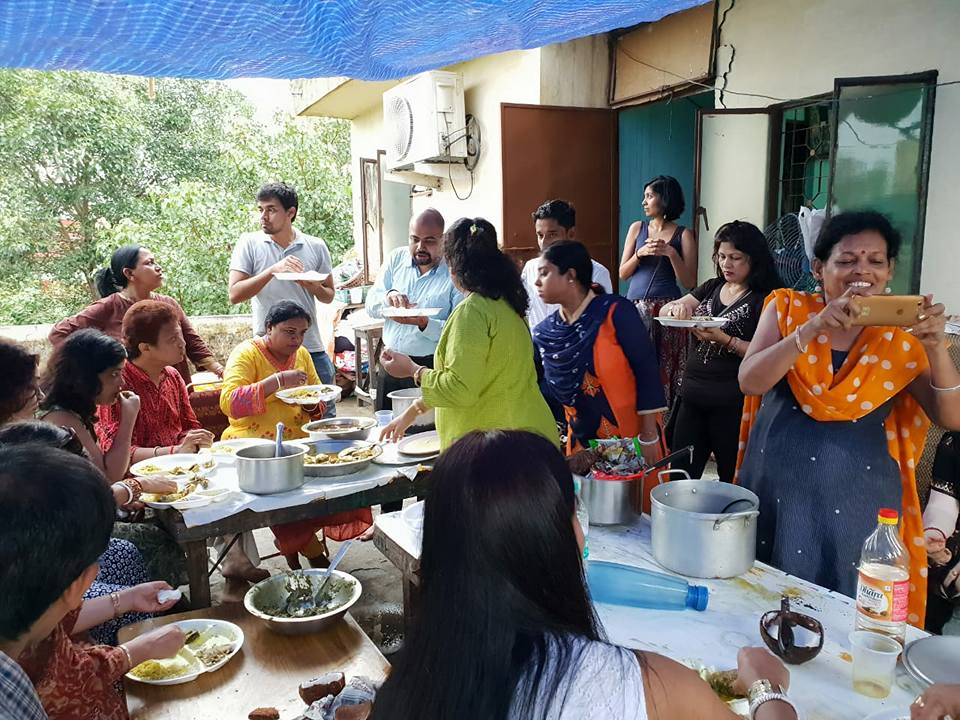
[{"left": 373, "top": 509, "right": 929, "bottom": 719}]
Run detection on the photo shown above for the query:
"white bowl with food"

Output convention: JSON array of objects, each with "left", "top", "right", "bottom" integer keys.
[
  {"left": 290, "top": 439, "right": 382, "bottom": 478},
  {"left": 301, "top": 416, "right": 376, "bottom": 441},
  {"left": 275, "top": 384, "right": 342, "bottom": 406},
  {"left": 129, "top": 453, "right": 217, "bottom": 479},
  {"left": 126, "top": 618, "right": 244, "bottom": 685},
  {"left": 244, "top": 569, "right": 362, "bottom": 636}
]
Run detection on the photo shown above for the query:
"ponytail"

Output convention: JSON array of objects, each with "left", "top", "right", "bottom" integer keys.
[
  {"left": 96, "top": 245, "right": 142, "bottom": 298},
  {"left": 444, "top": 218, "right": 529, "bottom": 317}
]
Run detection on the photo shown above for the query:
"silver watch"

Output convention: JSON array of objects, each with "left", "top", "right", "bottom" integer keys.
[{"left": 748, "top": 679, "right": 799, "bottom": 718}]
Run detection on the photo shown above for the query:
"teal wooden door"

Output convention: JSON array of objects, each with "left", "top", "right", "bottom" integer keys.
[{"left": 618, "top": 92, "right": 712, "bottom": 292}]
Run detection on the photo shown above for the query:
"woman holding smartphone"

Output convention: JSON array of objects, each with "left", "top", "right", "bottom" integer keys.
[{"left": 737, "top": 211, "right": 960, "bottom": 627}]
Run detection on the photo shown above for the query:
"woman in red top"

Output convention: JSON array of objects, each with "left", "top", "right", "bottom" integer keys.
[
  {"left": 99, "top": 300, "right": 268, "bottom": 585},
  {"left": 98, "top": 300, "right": 214, "bottom": 460},
  {"left": 49, "top": 245, "right": 223, "bottom": 384}
]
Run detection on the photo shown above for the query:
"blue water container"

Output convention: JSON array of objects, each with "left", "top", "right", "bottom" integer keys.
[{"left": 587, "top": 560, "right": 709, "bottom": 611}]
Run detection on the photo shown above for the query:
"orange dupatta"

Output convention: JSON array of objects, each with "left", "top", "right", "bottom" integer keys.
[{"left": 735, "top": 289, "right": 931, "bottom": 627}]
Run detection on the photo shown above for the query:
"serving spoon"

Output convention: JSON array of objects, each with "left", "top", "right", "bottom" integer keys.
[{"left": 285, "top": 540, "right": 354, "bottom": 617}]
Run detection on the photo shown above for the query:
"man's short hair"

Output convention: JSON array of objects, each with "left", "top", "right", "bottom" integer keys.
[
  {"left": 532, "top": 199, "right": 576, "bottom": 230},
  {"left": 0, "top": 445, "right": 115, "bottom": 642},
  {"left": 256, "top": 183, "right": 299, "bottom": 214}
]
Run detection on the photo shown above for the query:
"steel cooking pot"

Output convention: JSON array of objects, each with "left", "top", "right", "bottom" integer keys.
[
  {"left": 235, "top": 442, "right": 307, "bottom": 495},
  {"left": 650, "top": 469, "right": 759, "bottom": 578},
  {"left": 387, "top": 388, "right": 435, "bottom": 430}
]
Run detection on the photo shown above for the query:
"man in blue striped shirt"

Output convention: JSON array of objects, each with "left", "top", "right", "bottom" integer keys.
[{"left": 365, "top": 208, "right": 462, "bottom": 413}]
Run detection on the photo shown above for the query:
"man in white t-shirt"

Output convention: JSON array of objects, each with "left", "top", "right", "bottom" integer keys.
[
  {"left": 228, "top": 182, "right": 337, "bottom": 413},
  {"left": 521, "top": 199, "right": 613, "bottom": 330}
]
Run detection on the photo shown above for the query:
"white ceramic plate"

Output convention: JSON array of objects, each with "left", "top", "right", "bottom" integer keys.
[
  {"left": 401, "top": 500, "right": 424, "bottom": 533},
  {"left": 273, "top": 271, "right": 330, "bottom": 282},
  {"left": 129, "top": 453, "right": 217, "bottom": 479},
  {"left": 655, "top": 316, "right": 729, "bottom": 329},
  {"left": 396, "top": 431, "right": 441, "bottom": 457},
  {"left": 204, "top": 438, "right": 273, "bottom": 463},
  {"left": 126, "top": 619, "right": 244, "bottom": 685},
  {"left": 275, "top": 384, "right": 342, "bottom": 406},
  {"left": 371, "top": 442, "right": 438, "bottom": 466},
  {"left": 381, "top": 307, "right": 442, "bottom": 318},
  {"left": 863, "top": 710, "right": 909, "bottom": 720}
]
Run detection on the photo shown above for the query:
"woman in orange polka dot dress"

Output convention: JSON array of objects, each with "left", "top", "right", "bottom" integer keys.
[{"left": 736, "top": 211, "right": 960, "bottom": 628}]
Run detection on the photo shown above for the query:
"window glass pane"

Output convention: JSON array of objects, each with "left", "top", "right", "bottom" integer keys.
[{"left": 831, "top": 82, "right": 932, "bottom": 293}]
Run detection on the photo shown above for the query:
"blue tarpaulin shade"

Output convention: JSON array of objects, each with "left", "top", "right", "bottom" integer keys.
[{"left": 0, "top": 0, "right": 704, "bottom": 80}]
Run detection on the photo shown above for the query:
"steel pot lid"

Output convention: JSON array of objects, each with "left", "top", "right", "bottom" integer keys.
[{"left": 902, "top": 636, "right": 960, "bottom": 686}]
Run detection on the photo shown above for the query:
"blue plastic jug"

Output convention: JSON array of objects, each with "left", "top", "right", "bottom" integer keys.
[{"left": 587, "top": 560, "right": 709, "bottom": 611}]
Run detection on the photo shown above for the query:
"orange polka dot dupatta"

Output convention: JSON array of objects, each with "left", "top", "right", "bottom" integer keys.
[{"left": 735, "top": 289, "right": 931, "bottom": 627}]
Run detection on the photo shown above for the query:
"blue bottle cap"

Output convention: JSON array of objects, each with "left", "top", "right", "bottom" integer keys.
[{"left": 686, "top": 584, "right": 709, "bottom": 611}]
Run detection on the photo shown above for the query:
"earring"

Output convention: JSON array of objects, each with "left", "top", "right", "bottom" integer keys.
[
  {"left": 814, "top": 282, "right": 822, "bottom": 293},
  {"left": 884, "top": 287, "right": 892, "bottom": 294}
]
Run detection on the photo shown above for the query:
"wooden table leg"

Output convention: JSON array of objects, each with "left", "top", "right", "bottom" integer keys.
[
  {"left": 185, "top": 540, "right": 211, "bottom": 609},
  {"left": 401, "top": 574, "right": 420, "bottom": 631}
]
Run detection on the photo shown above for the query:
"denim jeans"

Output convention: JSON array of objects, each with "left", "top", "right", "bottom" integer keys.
[{"left": 309, "top": 350, "right": 337, "bottom": 418}]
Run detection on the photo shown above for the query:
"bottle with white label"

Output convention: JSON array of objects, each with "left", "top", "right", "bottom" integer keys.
[{"left": 855, "top": 508, "right": 910, "bottom": 646}]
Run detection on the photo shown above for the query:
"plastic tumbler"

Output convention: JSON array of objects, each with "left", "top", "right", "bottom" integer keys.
[
  {"left": 849, "top": 630, "right": 901, "bottom": 699},
  {"left": 375, "top": 410, "right": 393, "bottom": 426}
]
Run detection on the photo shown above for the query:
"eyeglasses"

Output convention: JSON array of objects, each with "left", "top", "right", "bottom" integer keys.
[{"left": 58, "top": 425, "right": 88, "bottom": 458}]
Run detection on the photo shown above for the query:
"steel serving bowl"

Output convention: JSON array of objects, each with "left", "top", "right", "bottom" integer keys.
[
  {"left": 243, "top": 569, "right": 362, "bottom": 636},
  {"left": 301, "top": 416, "right": 376, "bottom": 441},
  {"left": 235, "top": 442, "right": 307, "bottom": 495},
  {"left": 290, "top": 439, "right": 382, "bottom": 478}
]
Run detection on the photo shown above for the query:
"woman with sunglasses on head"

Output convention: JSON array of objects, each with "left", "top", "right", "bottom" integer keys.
[
  {"left": 659, "top": 221, "right": 783, "bottom": 483},
  {"left": 49, "top": 244, "right": 223, "bottom": 383}
]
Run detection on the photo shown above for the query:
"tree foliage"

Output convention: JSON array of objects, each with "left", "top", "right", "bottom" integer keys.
[{"left": 0, "top": 70, "right": 352, "bottom": 324}]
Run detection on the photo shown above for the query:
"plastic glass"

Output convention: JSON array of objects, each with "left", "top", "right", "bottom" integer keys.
[
  {"left": 375, "top": 410, "right": 393, "bottom": 427},
  {"left": 849, "top": 630, "right": 901, "bottom": 699}
]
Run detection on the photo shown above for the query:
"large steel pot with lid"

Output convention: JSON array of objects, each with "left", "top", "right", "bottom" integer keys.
[{"left": 650, "top": 470, "right": 760, "bottom": 578}]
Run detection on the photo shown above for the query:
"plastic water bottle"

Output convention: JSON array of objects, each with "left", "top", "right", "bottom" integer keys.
[
  {"left": 855, "top": 508, "right": 909, "bottom": 646},
  {"left": 588, "top": 561, "right": 709, "bottom": 611},
  {"left": 573, "top": 477, "right": 589, "bottom": 564}
]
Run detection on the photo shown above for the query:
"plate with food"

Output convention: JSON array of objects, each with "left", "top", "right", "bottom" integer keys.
[
  {"left": 687, "top": 663, "right": 748, "bottom": 717},
  {"left": 396, "top": 431, "right": 441, "bottom": 457},
  {"left": 291, "top": 439, "right": 383, "bottom": 477},
  {"left": 380, "top": 307, "right": 443, "bottom": 319},
  {"left": 126, "top": 619, "right": 244, "bottom": 685},
  {"left": 373, "top": 441, "right": 438, "bottom": 466},
  {"left": 141, "top": 475, "right": 216, "bottom": 510},
  {"left": 129, "top": 453, "right": 217, "bottom": 479},
  {"left": 275, "top": 384, "right": 342, "bottom": 406},
  {"left": 205, "top": 438, "right": 274, "bottom": 463},
  {"left": 655, "top": 316, "right": 729, "bottom": 329},
  {"left": 272, "top": 271, "right": 330, "bottom": 282}
]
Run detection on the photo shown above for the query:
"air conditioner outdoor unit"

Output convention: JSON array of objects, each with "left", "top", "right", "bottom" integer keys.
[{"left": 383, "top": 71, "right": 467, "bottom": 171}]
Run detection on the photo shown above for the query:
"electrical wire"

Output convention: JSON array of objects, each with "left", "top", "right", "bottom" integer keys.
[{"left": 616, "top": 43, "right": 960, "bottom": 106}]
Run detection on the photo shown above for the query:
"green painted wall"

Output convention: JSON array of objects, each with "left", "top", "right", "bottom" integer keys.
[{"left": 618, "top": 92, "right": 713, "bottom": 292}]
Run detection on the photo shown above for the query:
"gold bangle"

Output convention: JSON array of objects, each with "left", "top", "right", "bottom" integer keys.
[
  {"left": 110, "top": 591, "right": 123, "bottom": 618},
  {"left": 119, "top": 644, "right": 134, "bottom": 671}
]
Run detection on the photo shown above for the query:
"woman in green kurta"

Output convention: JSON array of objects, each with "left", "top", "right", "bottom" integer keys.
[{"left": 380, "top": 218, "right": 558, "bottom": 449}]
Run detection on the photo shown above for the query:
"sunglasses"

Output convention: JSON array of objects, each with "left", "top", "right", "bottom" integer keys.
[{"left": 58, "top": 425, "right": 89, "bottom": 458}]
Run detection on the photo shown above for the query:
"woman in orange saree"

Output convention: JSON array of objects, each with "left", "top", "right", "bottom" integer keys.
[{"left": 736, "top": 211, "right": 960, "bottom": 629}]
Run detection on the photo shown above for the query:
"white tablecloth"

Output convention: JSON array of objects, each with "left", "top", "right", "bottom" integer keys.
[
  {"left": 374, "top": 511, "right": 927, "bottom": 719},
  {"left": 179, "top": 463, "right": 420, "bottom": 528}
]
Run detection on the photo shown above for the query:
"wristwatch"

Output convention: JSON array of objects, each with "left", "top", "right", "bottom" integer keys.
[{"left": 748, "top": 679, "right": 798, "bottom": 718}]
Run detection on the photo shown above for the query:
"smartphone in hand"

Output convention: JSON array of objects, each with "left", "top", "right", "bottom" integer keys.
[{"left": 850, "top": 295, "right": 923, "bottom": 326}]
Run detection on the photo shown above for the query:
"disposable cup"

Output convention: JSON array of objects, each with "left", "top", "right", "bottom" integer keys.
[
  {"left": 375, "top": 410, "right": 393, "bottom": 427},
  {"left": 849, "top": 630, "right": 901, "bottom": 699}
]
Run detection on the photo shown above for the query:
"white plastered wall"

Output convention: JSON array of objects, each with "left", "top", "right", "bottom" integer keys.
[
  {"left": 705, "top": 0, "right": 960, "bottom": 309},
  {"left": 349, "top": 49, "right": 543, "bottom": 264}
]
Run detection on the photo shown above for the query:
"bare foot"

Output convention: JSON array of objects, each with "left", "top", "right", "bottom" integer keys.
[
  {"left": 221, "top": 563, "right": 270, "bottom": 583},
  {"left": 358, "top": 525, "right": 375, "bottom": 542},
  {"left": 221, "top": 577, "right": 251, "bottom": 604}
]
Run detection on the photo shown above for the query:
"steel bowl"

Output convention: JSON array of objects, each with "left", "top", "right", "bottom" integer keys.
[
  {"left": 301, "top": 416, "right": 376, "bottom": 441},
  {"left": 387, "top": 388, "right": 435, "bottom": 430},
  {"left": 243, "top": 569, "right": 362, "bottom": 636},
  {"left": 235, "top": 443, "right": 307, "bottom": 495},
  {"left": 291, "top": 439, "right": 382, "bottom": 478}
]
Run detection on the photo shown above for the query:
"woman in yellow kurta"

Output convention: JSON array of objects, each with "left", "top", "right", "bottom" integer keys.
[
  {"left": 379, "top": 218, "right": 558, "bottom": 449},
  {"left": 220, "top": 300, "right": 371, "bottom": 568}
]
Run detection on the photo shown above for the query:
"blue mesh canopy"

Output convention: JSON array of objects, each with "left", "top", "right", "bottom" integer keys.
[{"left": 0, "top": 0, "right": 703, "bottom": 80}]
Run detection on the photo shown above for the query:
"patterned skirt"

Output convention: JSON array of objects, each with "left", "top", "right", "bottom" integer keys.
[
  {"left": 632, "top": 298, "right": 687, "bottom": 410},
  {"left": 84, "top": 538, "right": 150, "bottom": 645}
]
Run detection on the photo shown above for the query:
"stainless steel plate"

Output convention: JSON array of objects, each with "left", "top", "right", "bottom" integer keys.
[{"left": 903, "top": 635, "right": 960, "bottom": 686}]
